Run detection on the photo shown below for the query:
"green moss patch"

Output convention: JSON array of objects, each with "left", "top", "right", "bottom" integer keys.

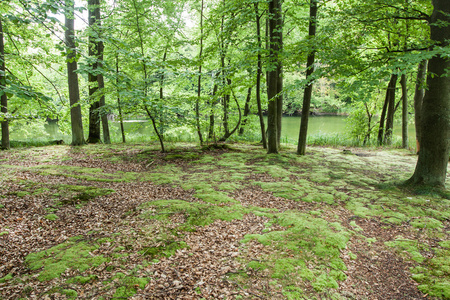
[
  {"left": 25, "top": 236, "right": 109, "bottom": 281},
  {"left": 240, "top": 211, "right": 350, "bottom": 296},
  {"left": 44, "top": 213, "right": 59, "bottom": 221},
  {"left": 140, "top": 241, "right": 188, "bottom": 259},
  {"left": 56, "top": 184, "right": 115, "bottom": 205},
  {"left": 66, "top": 275, "right": 98, "bottom": 285},
  {"left": 112, "top": 272, "right": 150, "bottom": 298},
  {"left": 139, "top": 199, "right": 250, "bottom": 230},
  {"left": 0, "top": 273, "right": 13, "bottom": 283}
]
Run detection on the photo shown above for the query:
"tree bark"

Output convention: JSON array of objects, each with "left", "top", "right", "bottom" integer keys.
[
  {"left": 196, "top": 0, "right": 204, "bottom": 144},
  {"left": 96, "top": 1, "right": 110, "bottom": 144},
  {"left": 276, "top": 0, "right": 283, "bottom": 147},
  {"left": 87, "top": 0, "right": 101, "bottom": 144},
  {"left": 0, "top": 18, "right": 10, "bottom": 150},
  {"left": 401, "top": 73, "right": 408, "bottom": 148},
  {"left": 254, "top": 2, "right": 267, "bottom": 149},
  {"left": 239, "top": 87, "right": 252, "bottom": 135},
  {"left": 297, "top": 0, "right": 318, "bottom": 155},
  {"left": 116, "top": 54, "right": 126, "bottom": 143},
  {"left": 65, "top": 0, "right": 85, "bottom": 146},
  {"left": 377, "top": 74, "right": 397, "bottom": 145},
  {"left": 408, "top": 0, "right": 450, "bottom": 187},
  {"left": 413, "top": 60, "right": 427, "bottom": 153},
  {"left": 267, "top": 0, "right": 283, "bottom": 154},
  {"left": 384, "top": 74, "right": 398, "bottom": 145}
]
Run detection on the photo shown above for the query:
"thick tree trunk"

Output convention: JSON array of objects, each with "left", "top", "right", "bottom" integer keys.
[
  {"left": 297, "top": 0, "right": 318, "bottom": 155},
  {"left": 401, "top": 74, "right": 408, "bottom": 148},
  {"left": 65, "top": 0, "right": 85, "bottom": 146},
  {"left": 254, "top": 2, "right": 267, "bottom": 149},
  {"left": 384, "top": 74, "right": 398, "bottom": 145},
  {"left": 0, "top": 18, "right": 9, "bottom": 150},
  {"left": 87, "top": 0, "right": 101, "bottom": 144},
  {"left": 408, "top": 0, "right": 450, "bottom": 187},
  {"left": 414, "top": 60, "right": 427, "bottom": 153},
  {"left": 267, "top": 0, "right": 283, "bottom": 154}
]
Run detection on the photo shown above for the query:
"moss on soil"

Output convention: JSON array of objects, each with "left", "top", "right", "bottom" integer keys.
[
  {"left": 240, "top": 211, "right": 350, "bottom": 297},
  {"left": 25, "top": 236, "right": 109, "bottom": 281},
  {"left": 2, "top": 143, "right": 449, "bottom": 299}
]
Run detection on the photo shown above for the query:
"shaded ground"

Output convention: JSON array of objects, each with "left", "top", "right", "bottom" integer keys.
[{"left": 0, "top": 143, "right": 449, "bottom": 299}]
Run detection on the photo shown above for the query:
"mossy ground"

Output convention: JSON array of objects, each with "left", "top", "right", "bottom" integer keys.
[{"left": 0, "top": 143, "right": 448, "bottom": 299}]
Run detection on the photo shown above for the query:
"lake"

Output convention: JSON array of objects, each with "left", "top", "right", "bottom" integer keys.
[{"left": 12, "top": 115, "right": 415, "bottom": 145}]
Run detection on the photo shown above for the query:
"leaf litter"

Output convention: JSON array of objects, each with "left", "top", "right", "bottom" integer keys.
[{"left": 0, "top": 143, "right": 449, "bottom": 299}]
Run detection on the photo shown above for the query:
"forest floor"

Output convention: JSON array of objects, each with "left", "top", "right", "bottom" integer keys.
[{"left": 0, "top": 143, "right": 449, "bottom": 300}]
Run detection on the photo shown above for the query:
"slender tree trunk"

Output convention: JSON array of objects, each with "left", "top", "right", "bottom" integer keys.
[
  {"left": 208, "top": 82, "right": 218, "bottom": 140},
  {"left": 254, "top": 2, "right": 267, "bottom": 149},
  {"left": 363, "top": 102, "right": 373, "bottom": 145},
  {"left": 414, "top": 60, "right": 427, "bottom": 153},
  {"left": 96, "top": 1, "right": 110, "bottom": 144},
  {"left": 87, "top": 0, "right": 101, "bottom": 143},
  {"left": 0, "top": 18, "right": 10, "bottom": 150},
  {"left": 116, "top": 54, "right": 126, "bottom": 143},
  {"left": 196, "top": 0, "right": 204, "bottom": 144},
  {"left": 276, "top": 0, "right": 283, "bottom": 147},
  {"left": 239, "top": 87, "right": 252, "bottom": 135},
  {"left": 219, "top": 88, "right": 242, "bottom": 142},
  {"left": 132, "top": 0, "right": 164, "bottom": 151},
  {"left": 401, "top": 73, "right": 408, "bottom": 148},
  {"left": 297, "top": 0, "right": 318, "bottom": 155},
  {"left": 65, "top": 0, "right": 85, "bottom": 146},
  {"left": 384, "top": 74, "right": 398, "bottom": 145},
  {"left": 408, "top": 0, "right": 450, "bottom": 187},
  {"left": 267, "top": 0, "right": 283, "bottom": 154},
  {"left": 377, "top": 74, "right": 396, "bottom": 145}
]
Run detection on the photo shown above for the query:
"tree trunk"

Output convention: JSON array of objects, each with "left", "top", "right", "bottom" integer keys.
[
  {"left": 65, "top": 0, "right": 85, "bottom": 146},
  {"left": 363, "top": 102, "right": 373, "bottom": 145},
  {"left": 276, "top": 0, "right": 283, "bottom": 147},
  {"left": 87, "top": 0, "right": 101, "bottom": 144},
  {"left": 254, "top": 2, "right": 267, "bottom": 149},
  {"left": 384, "top": 74, "right": 398, "bottom": 145},
  {"left": 408, "top": 0, "right": 450, "bottom": 187},
  {"left": 377, "top": 74, "right": 397, "bottom": 145},
  {"left": 0, "top": 18, "right": 10, "bottom": 150},
  {"left": 116, "top": 54, "right": 126, "bottom": 143},
  {"left": 219, "top": 88, "right": 242, "bottom": 142},
  {"left": 239, "top": 87, "right": 252, "bottom": 135},
  {"left": 196, "top": 0, "right": 204, "bottom": 144},
  {"left": 401, "top": 73, "right": 408, "bottom": 148},
  {"left": 414, "top": 60, "right": 427, "bottom": 153},
  {"left": 132, "top": 0, "right": 164, "bottom": 152},
  {"left": 96, "top": 1, "right": 110, "bottom": 144},
  {"left": 297, "top": 0, "right": 318, "bottom": 155},
  {"left": 208, "top": 81, "right": 218, "bottom": 140},
  {"left": 267, "top": 0, "right": 283, "bottom": 154}
]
